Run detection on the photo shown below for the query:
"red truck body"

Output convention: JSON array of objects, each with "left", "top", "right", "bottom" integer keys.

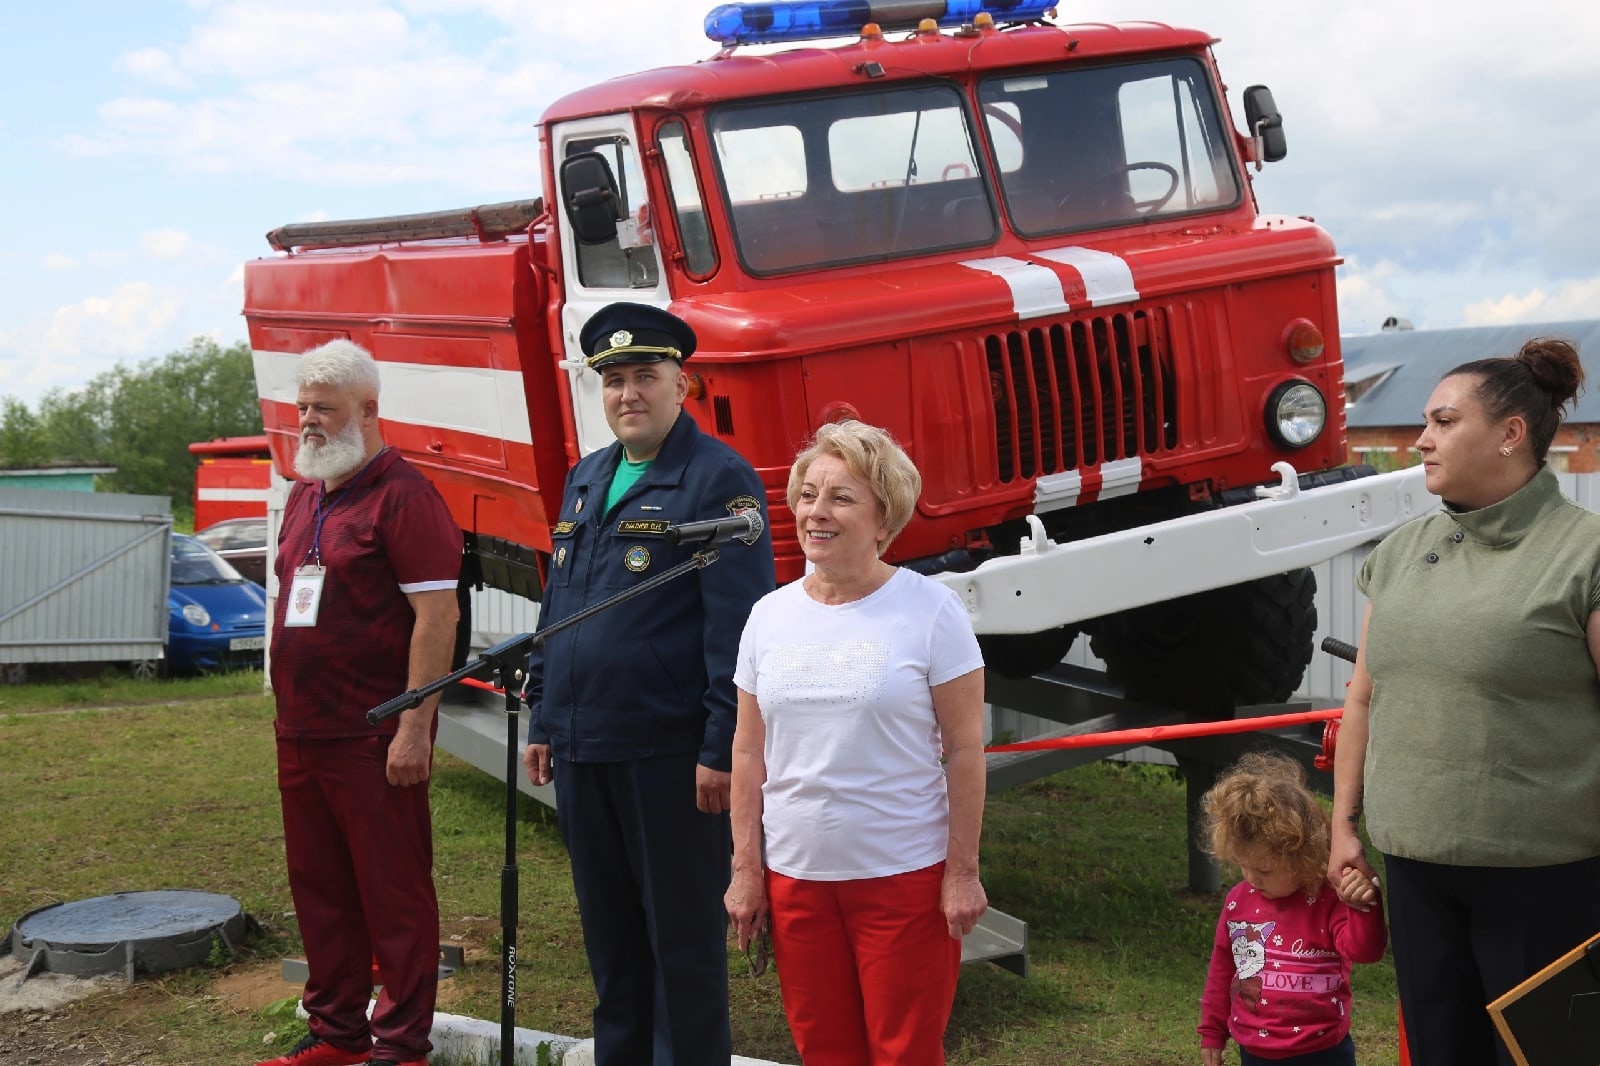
[
  {"left": 246, "top": 9, "right": 1392, "bottom": 698},
  {"left": 187, "top": 435, "right": 274, "bottom": 530}
]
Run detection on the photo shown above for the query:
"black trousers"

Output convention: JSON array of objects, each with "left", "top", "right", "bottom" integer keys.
[
  {"left": 1383, "top": 851, "right": 1600, "bottom": 1066},
  {"left": 555, "top": 753, "right": 733, "bottom": 1066}
]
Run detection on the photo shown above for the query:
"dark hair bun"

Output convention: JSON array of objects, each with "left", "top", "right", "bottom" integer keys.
[{"left": 1515, "top": 337, "right": 1585, "bottom": 407}]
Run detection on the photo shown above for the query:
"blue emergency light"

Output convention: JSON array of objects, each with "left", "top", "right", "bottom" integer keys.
[{"left": 704, "top": 1, "right": 1058, "bottom": 46}]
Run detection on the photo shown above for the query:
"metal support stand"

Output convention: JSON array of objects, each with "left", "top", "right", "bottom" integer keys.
[
  {"left": 368, "top": 549, "right": 722, "bottom": 1066},
  {"left": 1177, "top": 756, "right": 1222, "bottom": 893}
]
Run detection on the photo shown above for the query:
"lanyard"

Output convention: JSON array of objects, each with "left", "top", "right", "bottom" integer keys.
[{"left": 304, "top": 447, "right": 386, "bottom": 566}]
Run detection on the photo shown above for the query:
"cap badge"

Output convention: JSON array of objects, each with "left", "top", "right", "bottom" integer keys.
[
  {"left": 610, "top": 329, "right": 633, "bottom": 349},
  {"left": 624, "top": 545, "right": 650, "bottom": 573}
]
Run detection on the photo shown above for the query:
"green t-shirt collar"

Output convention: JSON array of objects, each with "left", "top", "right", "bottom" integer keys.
[{"left": 1445, "top": 463, "right": 1560, "bottom": 548}]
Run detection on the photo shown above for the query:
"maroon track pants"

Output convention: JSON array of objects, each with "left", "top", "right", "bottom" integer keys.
[{"left": 278, "top": 735, "right": 438, "bottom": 1062}]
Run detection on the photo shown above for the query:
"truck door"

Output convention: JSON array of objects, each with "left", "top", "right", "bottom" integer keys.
[{"left": 551, "top": 116, "right": 671, "bottom": 458}]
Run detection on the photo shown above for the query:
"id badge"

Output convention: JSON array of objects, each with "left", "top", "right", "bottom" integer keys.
[{"left": 285, "top": 565, "right": 326, "bottom": 628}]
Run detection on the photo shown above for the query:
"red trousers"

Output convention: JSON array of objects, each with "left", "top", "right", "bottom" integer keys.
[
  {"left": 278, "top": 735, "right": 438, "bottom": 1062},
  {"left": 766, "top": 863, "right": 960, "bottom": 1066}
]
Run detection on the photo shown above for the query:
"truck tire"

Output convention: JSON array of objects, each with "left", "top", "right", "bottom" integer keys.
[
  {"left": 1087, "top": 569, "right": 1317, "bottom": 711},
  {"left": 978, "top": 626, "right": 1077, "bottom": 680}
]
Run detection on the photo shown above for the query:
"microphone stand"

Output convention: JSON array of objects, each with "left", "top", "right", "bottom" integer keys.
[{"left": 367, "top": 547, "right": 724, "bottom": 1066}]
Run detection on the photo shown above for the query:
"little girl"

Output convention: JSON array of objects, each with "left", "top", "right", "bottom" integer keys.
[{"left": 1198, "top": 752, "right": 1387, "bottom": 1065}]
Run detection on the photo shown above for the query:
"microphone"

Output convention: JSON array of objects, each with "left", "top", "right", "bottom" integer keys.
[{"left": 664, "top": 512, "right": 763, "bottom": 547}]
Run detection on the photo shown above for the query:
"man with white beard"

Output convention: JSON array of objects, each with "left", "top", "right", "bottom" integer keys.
[{"left": 260, "top": 339, "right": 462, "bottom": 1066}]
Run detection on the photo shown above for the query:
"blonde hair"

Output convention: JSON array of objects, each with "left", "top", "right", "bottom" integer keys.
[
  {"left": 786, "top": 421, "right": 920, "bottom": 554},
  {"left": 1200, "top": 751, "right": 1330, "bottom": 895}
]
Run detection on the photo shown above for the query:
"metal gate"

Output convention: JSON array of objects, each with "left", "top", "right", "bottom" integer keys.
[{"left": 0, "top": 487, "right": 172, "bottom": 667}]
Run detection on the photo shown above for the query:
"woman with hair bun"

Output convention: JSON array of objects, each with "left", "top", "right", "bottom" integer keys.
[{"left": 1328, "top": 337, "right": 1600, "bottom": 1065}]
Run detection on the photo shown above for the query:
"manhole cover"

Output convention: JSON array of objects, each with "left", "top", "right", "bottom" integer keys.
[{"left": 4, "top": 890, "right": 252, "bottom": 982}]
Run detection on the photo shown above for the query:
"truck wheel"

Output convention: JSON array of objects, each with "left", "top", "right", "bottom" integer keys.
[
  {"left": 979, "top": 626, "right": 1077, "bottom": 680},
  {"left": 1087, "top": 569, "right": 1317, "bottom": 711}
]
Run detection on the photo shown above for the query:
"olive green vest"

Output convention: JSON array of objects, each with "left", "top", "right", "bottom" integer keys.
[{"left": 1358, "top": 466, "right": 1600, "bottom": 866}]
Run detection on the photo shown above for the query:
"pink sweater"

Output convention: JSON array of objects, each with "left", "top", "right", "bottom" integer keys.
[{"left": 1199, "top": 881, "right": 1387, "bottom": 1057}]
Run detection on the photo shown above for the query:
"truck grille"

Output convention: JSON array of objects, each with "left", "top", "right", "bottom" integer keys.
[{"left": 985, "top": 307, "right": 1179, "bottom": 482}]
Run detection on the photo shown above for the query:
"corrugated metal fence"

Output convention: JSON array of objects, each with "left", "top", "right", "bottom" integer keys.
[{"left": 0, "top": 487, "right": 172, "bottom": 665}]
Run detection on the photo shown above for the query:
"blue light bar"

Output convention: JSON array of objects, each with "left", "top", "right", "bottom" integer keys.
[{"left": 704, "top": 1, "right": 1058, "bottom": 46}]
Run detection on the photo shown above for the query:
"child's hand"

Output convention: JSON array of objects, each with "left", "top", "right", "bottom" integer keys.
[
  {"left": 1336, "top": 866, "right": 1380, "bottom": 911},
  {"left": 1202, "top": 1047, "right": 1224, "bottom": 1066}
]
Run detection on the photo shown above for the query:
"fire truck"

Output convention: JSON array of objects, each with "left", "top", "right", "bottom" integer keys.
[
  {"left": 244, "top": 1, "right": 1430, "bottom": 709},
  {"left": 187, "top": 435, "right": 273, "bottom": 530}
]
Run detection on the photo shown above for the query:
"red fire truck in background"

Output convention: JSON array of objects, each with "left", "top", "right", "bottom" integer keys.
[
  {"left": 244, "top": 1, "right": 1430, "bottom": 709},
  {"left": 187, "top": 435, "right": 273, "bottom": 530}
]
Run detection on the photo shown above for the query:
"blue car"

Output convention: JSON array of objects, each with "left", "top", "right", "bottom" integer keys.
[{"left": 161, "top": 533, "right": 268, "bottom": 674}]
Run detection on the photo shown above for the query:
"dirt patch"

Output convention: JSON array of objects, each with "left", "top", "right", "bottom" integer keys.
[
  {"left": 213, "top": 961, "right": 299, "bottom": 1014},
  {"left": 0, "top": 957, "right": 125, "bottom": 1017}
]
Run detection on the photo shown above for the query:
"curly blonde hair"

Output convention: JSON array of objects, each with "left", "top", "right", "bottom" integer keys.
[{"left": 1200, "top": 751, "right": 1330, "bottom": 895}]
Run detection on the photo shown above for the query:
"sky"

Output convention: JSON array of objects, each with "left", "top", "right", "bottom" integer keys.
[{"left": 2, "top": 0, "right": 1596, "bottom": 407}]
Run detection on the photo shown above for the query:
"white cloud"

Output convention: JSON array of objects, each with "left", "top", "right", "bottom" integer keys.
[
  {"left": 1462, "top": 277, "right": 1600, "bottom": 327},
  {"left": 140, "top": 228, "right": 195, "bottom": 259},
  {"left": 0, "top": 283, "right": 184, "bottom": 401},
  {"left": 117, "top": 47, "right": 194, "bottom": 91},
  {"left": 41, "top": 253, "right": 77, "bottom": 272}
]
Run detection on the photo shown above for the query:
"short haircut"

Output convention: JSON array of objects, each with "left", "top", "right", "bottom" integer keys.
[
  {"left": 297, "top": 339, "right": 381, "bottom": 398},
  {"left": 787, "top": 420, "right": 921, "bottom": 554},
  {"left": 1200, "top": 751, "right": 1330, "bottom": 897}
]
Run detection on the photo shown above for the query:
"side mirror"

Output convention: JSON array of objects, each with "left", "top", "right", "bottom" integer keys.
[
  {"left": 560, "top": 152, "right": 623, "bottom": 245},
  {"left": 1242, "top": 85, "right": 1287, "bottom": 166}
]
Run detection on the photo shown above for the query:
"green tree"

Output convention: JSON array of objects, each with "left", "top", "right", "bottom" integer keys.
[
  {"left": 0, "top": 396, "right": 49, "bottom": 467},
  {"left": 3, "top": 337, "right": 263, "bottom": 514}
]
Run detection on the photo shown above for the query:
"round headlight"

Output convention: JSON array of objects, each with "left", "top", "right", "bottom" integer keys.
[
  {"left": 1266, "top": 381, "right": 1326, "bottom": 448},
  {"left": 181, "top": 603, "right": 211, "bottom": 627}
]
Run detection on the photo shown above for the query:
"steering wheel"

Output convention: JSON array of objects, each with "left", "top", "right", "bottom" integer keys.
[{"left": 1058, "top": 161, "right": 1181, "bottom": 219}]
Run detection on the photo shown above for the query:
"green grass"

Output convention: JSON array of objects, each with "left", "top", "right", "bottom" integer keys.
[{"left": 0, "top": 675, "right": 1401, "bottom": 1064}]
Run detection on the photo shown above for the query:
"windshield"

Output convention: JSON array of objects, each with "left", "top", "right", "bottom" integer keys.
[
  {"left": 709, "top": 83, "right": 997, "bottom": 275},
  {"left": 171, "top": 536, "right": 246, "bottom": 585},
  {"left": 978, "top": 57, "right": 1241, "bottom": 236}
]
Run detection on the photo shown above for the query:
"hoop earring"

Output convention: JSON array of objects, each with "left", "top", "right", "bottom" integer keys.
[{"left": 1500, "top": 446, "right": 1513, "bottom": 457}]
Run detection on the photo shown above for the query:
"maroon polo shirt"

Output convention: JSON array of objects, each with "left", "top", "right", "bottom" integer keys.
[{"left": 270, "top": 448, "right": 462, "bottom": 738}]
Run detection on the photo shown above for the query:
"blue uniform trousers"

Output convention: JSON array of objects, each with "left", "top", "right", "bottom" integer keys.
[{"left": 555, "top": 753, "right": 733, "bottom": 1066}]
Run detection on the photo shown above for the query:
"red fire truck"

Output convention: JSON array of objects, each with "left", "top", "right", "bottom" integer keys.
[
  {"left": 187, "top": 435, "right": 273, "bottom": 530},
  {"left": 244, "top": 2, "right": 1429, "bottom": 708}
]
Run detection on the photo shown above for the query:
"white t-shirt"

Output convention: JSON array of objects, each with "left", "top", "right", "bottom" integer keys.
[{"left": 734, "top": 567, "right": 984, "bottom": 880}]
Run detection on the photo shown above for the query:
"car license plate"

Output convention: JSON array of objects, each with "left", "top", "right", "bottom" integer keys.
[{"left": 230, "top": 636, "right": 266, "bottom": 651}]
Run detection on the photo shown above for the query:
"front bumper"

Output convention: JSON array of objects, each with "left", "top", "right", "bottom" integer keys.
[{"left": 933, "top": 464, "right": 1438, "bottom": 635}]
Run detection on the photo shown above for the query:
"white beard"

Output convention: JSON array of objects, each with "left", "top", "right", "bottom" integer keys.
[{"left": 294, "top": 419, "right": 368, "bottom": 482}]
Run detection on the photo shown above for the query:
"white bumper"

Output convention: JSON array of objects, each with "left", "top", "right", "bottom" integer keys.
[{"left": 933, "top": 464, "right": 1439, "bottom": 634}]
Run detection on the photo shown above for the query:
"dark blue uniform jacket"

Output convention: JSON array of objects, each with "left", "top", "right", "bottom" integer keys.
[{"left": 524, "top": 414, "right": 776, "bottom": 770}]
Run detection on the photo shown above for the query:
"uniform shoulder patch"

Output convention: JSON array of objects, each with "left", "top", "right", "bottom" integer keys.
[{"left": 725, "top": 494, "right": 762, "bottom": 516}]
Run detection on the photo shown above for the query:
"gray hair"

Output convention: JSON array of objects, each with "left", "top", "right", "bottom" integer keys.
[{"left": 297, "top": 339, "right": 381, "bottom": 397}]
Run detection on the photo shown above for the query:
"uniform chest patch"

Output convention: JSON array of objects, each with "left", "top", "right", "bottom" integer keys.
[{"left": 624, "top": 545, "right": 651, "bottom": 572}]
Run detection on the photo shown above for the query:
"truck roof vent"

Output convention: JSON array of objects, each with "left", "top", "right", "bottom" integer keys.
[{"left": 3, "top": 890, "right": 253, "bottom": 982}]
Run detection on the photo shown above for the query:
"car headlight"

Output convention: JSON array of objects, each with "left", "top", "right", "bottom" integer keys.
[
  {"left": 181, "top": 603, "right": 211, "bottom": 627},
  {"left": 1266, "top": 381, "right": 1326, "bottom": 448}
]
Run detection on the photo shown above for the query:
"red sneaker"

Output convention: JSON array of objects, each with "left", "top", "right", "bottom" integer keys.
[{"left": 255, "top": 1034, "right": 372, "bottom": 1066}]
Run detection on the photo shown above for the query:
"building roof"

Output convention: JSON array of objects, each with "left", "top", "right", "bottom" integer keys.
[{"left": 1342, "top": 319, "right": 1600, "bottom": 428}]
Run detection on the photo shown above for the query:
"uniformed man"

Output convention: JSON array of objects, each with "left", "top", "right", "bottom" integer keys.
[{"left": 522, "top": 302, "right": 776, "bottom": 1065}]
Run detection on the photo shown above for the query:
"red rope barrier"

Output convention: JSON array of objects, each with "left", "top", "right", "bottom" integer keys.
[
  {"left": 459, "top": 676, "right": 504, "bottom": 695},
  {"left": 984, "top": 708, "right": 1342, "bottom": 753}
]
